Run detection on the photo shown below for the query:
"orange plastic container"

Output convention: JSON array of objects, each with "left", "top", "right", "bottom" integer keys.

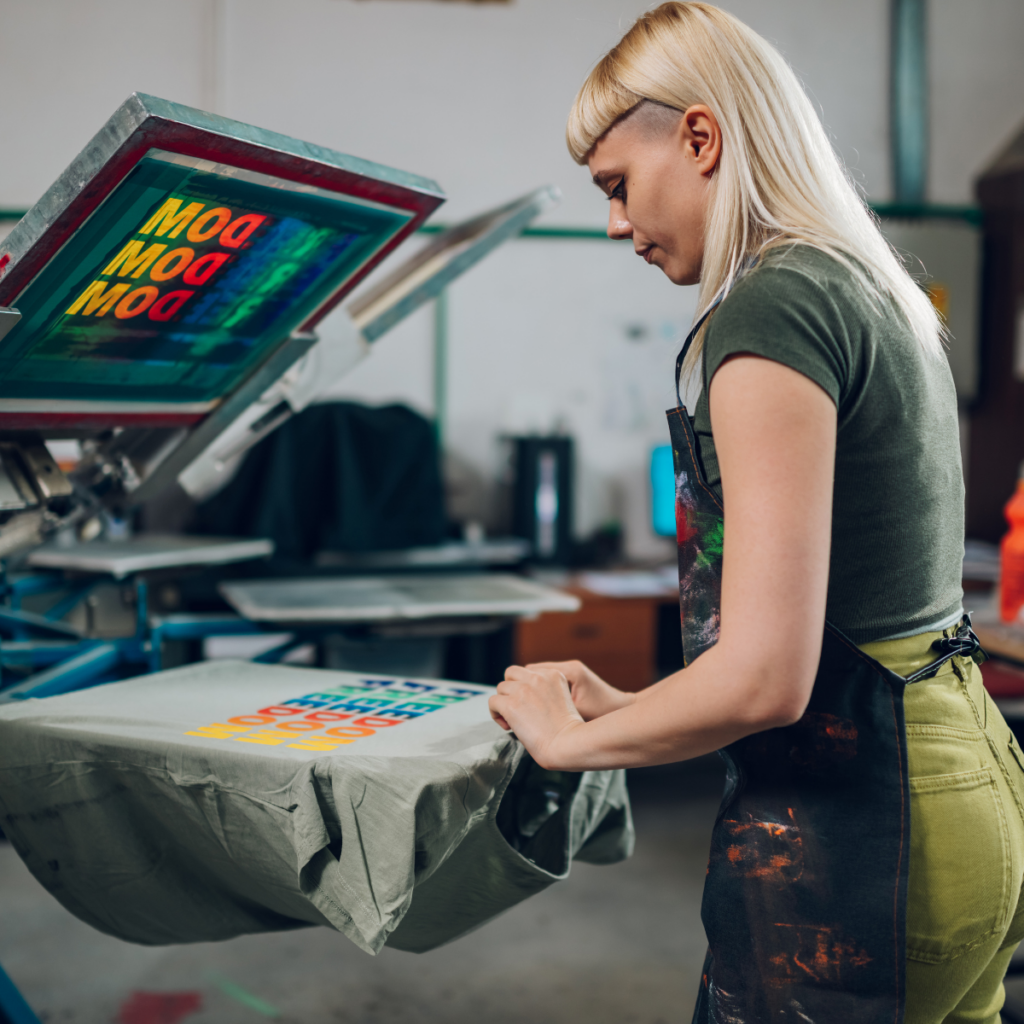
[{"left": 1001, "top": 475, "right": 1024, "bottom": 622}]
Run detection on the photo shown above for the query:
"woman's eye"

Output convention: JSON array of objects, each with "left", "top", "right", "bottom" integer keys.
[{"left": 608, "top": 180, "right": 625, "bottom": 202}]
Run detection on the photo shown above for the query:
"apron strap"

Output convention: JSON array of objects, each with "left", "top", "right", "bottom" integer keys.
[
  {"left": 675, "top": 255, "right": 772, "bottom": 406},
  {"left": 904, "top": 614, "right": 987, "bottom": 684},
  {"left": 675, "top": 300, "right": 722, "bottom": 407}
]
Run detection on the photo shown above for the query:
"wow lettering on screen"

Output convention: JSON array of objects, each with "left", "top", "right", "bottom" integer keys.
[
  {"left": 65, "top": 197, "right": 270, "bottom": 327},
  {"left": 184, "top": 677, "right": 483, "bottom": 753}
]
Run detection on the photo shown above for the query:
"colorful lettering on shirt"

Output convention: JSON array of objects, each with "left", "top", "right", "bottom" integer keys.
[{"left": 184, "top": 678, "right": 485, "bottom": 750}]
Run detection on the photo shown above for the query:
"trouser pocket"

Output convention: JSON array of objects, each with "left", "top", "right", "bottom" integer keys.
[{"left": 906, "top": 763, "right": 1012, "bottom": 963}]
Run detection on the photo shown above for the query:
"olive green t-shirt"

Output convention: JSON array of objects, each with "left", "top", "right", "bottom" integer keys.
[{"left": 692, "top": 244, "right": 964, "bottom": 645}]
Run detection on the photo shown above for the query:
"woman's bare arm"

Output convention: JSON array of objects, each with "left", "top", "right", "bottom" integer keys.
[{"left": 488, "top": 354, "right": 836, "bottom": 770}]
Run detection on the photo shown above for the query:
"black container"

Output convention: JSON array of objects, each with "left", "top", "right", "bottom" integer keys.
[{"left": 510, "top": 436, "right": 574, "bottom": 565}]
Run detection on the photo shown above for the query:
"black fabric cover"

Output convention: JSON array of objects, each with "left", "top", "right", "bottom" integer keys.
[{"left": 194, "top": 402, "right": 446, "bottom": 561}]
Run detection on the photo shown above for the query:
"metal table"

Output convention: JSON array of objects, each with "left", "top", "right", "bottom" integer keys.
[
  {"left": 219, "top": 573, "right": 579, "bottom": 623},
  {"left": 27, "top": 535, "right": 273, "bottom": 579},
  {"left": 2, "top": 535, "right": 274, "bottom": 702}
]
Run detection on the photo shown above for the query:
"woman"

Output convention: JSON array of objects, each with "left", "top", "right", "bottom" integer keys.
[{"left": 488, "top": 5, "right": 1024, "bottom": 1023}]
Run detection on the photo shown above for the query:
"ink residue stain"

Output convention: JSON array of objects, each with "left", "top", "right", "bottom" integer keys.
[
  {"left": 722, "top": 809, "right": 804, "bottom": 883},
  {"left": 116, "top": 991, "right": 202, "bottom": 1024},
  {"left": 788, "top": 713, "right": 858, "bottom": 769},
  {"left": 767, "top": 924, "right": 873, "bottom": 988}
]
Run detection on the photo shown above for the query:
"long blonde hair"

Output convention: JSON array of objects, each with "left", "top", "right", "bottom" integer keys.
[{"left": 567, "top": 2, "right": 943, "bottom": 371}]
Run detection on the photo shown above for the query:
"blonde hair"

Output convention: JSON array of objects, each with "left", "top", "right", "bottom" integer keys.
[{"left": 567, "top": 2, "right": 944, "bottom": 371}]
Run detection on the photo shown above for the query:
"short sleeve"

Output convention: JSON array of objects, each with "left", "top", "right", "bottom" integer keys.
[{"left": 702, "top": 252, "right": 854, "bottom": 409}]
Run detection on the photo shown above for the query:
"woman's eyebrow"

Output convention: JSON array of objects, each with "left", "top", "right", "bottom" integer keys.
[{"left": 591, "top": 170, "right": 617, "bottom": 192}]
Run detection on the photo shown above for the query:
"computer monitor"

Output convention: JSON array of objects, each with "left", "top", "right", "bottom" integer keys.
[
  {"left": 0, "top": 94, "right": 445, "bottom": 430},
  {"left": 651, "top": 444, "right": 676, "bottom": 538}
]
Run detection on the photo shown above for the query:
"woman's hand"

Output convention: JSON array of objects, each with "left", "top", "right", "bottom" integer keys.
[
  {"left": 521, "top": 660, "right": 636, "bottom": 721},
  {"left": 488, "top": 665, "right": 586, "bottom": 769}
]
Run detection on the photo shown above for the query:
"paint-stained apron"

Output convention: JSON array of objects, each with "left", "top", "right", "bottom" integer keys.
[{"left": 670, "top": 310, "right": 980, "bottom": 1024}]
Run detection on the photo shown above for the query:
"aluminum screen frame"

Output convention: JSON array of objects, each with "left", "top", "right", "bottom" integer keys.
[{"left": 0, "top": 94, "right": 445, "bottom": 430}]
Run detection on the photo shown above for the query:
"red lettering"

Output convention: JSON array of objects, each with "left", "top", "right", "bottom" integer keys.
[
  {"left": 353, "top": 716, "right": 403, "bottom": 728},
  {"left": 220, "top": 214, "right": 267, "bottom": 249},
  {"left": 324, "top": 726, "right": 376, "bottom": 738},
  {"left": 186, "top": 207, "right": 232, "bottom": 243},
  {"left": 258, "top": 706, "right": 303, "bottom": 717},
  {"left": 148, "top": 290, "right": 194, "bottom": 322},
  {"left": 150, "top": 247, "right": 194, "bottom": 282},
  {"left": 305, "top": 712, "right": 355, "bottom": 722},
  {"left": 228, "top": 714, "right": 277, "bottom": 726},
  {"left": 182, "top": 252, "right": 230, "bottom": 285},
  {"left": 275, "top": 720, "right": 321, "bottom": 732},
  {"left": 114, "top": 286, "right": 159, "bottom": 319}
]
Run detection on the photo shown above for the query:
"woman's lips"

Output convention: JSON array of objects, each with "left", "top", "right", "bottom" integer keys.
[{"left": 638, "top": 246, "right": 655, "bottom": 264}]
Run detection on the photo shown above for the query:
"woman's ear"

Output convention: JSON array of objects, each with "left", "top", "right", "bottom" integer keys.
[{"left": 681, "top": 105, "right": 722, "bottom": 177}]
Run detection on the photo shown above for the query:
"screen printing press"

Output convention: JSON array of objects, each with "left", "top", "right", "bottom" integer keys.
[
  {"left": 0, "top": 96, "right": 631, "bottom": 1022},
  {"left": 0, "top": 93, "right": 572, "bottom": 696}
]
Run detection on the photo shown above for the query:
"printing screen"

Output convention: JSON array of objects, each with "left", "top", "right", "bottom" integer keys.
[{"left": 0, "top": 150, "right": 412, "bottom": 409}]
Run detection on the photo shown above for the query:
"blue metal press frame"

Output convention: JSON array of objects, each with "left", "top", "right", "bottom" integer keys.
[
  {"left": 0, "top": 960, "right": 42, "bottom": 1024},
  {"left": 0, "top": 569, "right": 345, "bottom": 703}
]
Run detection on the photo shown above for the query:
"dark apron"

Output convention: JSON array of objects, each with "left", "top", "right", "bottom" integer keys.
[{"left": 669, "top": 309, "right": 981, "bottom": 1023}]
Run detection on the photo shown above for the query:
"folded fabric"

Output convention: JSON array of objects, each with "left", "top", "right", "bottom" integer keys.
[{"left": 0, "top": 661, "right": 633, "bottom": 954}]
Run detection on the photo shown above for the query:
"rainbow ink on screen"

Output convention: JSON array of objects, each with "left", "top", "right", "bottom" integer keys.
[
  {"left": 0, "top": 95, "right": 444, "bottom": 429},
  {"left": 0, "top": 151, "right": 415, "bottom": 413}
]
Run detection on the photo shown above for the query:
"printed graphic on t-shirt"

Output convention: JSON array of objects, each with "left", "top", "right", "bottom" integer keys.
[{"left": 184, "top": 677, "right": 483, "bottom": 752}]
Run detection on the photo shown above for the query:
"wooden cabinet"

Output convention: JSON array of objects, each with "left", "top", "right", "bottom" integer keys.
[{"left": 514, "top": 587, "right": 663, "bottom": 693}]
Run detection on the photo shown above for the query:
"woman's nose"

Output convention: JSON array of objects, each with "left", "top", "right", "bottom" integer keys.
[{"left": 607, "top": 202, "right": 633, "bottom": 240}]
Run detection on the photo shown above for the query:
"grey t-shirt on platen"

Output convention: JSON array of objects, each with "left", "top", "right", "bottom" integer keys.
[{"left": 0, "top": 661, "right": 633, "bottom": 954}]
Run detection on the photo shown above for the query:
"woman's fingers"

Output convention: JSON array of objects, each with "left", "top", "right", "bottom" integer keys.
[
  {"left": 488, "top": 696, "right": 512, "bottom": 731},
  {"left": 525, "top": 660, "right": 584, "bottom": 678},
  {"left": 504, "top": 664, "right": 568, "bottom": 687},
  {"left": 493, "top": 666, "right": 572, "bottom": 729},
  {"left": 488, "top": 666, "right": 586, "bottom": 770}
]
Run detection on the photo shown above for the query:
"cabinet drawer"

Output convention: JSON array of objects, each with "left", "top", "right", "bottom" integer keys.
[{"left": 515, "top": 597, "right": 657, "bottom": 692}]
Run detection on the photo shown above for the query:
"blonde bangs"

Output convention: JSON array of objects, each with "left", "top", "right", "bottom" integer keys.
[
  {"left": 566, "top": 62, "right": 641, "bottom": 165},
  {"left": 564, "top": 2, "right": 944, "bottom": 367}
]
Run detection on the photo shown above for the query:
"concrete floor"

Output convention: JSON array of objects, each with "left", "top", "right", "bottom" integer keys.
[{"left": 0, "top": 759, "right": 725, "bottom": 1024}]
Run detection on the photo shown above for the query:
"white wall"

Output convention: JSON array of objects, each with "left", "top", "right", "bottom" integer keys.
[
  {"left": 930, "top": 0, "right": 1024, "bottom": 205},
  {"left": 2, "top": 0, "right": 1022, "bottom": 552}
]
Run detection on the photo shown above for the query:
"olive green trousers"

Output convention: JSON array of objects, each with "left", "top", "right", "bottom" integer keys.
[{"left": 861, "top": 629, "right": 1024, "bottom": 1024}]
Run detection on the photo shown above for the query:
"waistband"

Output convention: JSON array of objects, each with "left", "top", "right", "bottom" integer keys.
[
  {"left": 871, "top": 607, "right": 965, "bottom": 643},
  {"left": 858, "top": 615, "right": 984, "bottom": 682}
]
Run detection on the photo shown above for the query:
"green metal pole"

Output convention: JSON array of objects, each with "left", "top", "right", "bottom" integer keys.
[
  {"left": 891, "top": 0, "right": 928, "bottom": 204},
  {"left": 433, "top": 289, "right": 448, "bottom": 448}
]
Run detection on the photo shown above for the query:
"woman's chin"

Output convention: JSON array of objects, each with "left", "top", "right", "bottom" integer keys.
[{"left": 662, "top": 263, "right": 699, "bottom": 287}]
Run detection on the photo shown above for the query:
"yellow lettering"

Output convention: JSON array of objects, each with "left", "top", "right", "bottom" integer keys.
[
  {"left": 184, "top": 723, "right": 249, "bottom": 739},
  {"left": 288, "top": 738, "right": 354, "bottom": 751},
  {"left": 102, "top": 240, "right": 168, "bottom": 278},
  {"left": 139, "top": 198, "right": 206, "bottom": 239},
  {"left": 234, "top": 730, "right": 290, "bottom": 746},
  {"left": 65, "top": 280, "right": 131, "bottom": 317}
]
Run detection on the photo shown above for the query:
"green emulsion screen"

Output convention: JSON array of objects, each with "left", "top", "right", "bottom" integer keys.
[{"left": 0, "top": 151, "right": 412, "bottom": 406}]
